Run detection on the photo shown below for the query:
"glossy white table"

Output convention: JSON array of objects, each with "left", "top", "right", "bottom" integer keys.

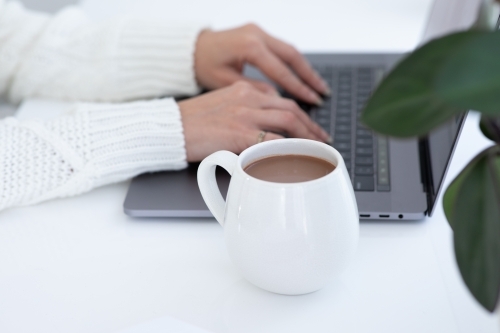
[{"left": 0, "top": 1, "right": 498, "bottom": 332}]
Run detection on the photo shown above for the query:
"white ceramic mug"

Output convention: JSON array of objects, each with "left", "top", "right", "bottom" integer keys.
[{"left": 197, "top": 139, "right": 359, "bottom": 295}]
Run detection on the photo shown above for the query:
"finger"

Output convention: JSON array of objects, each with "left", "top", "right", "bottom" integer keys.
[
  {"left": 249, "top": 130, "right": 284, "bottom": 146},
  {"left": 246, "top": 45, "right": 322, "bottom": 105},
  {"left": 227, "top": 82, "right": 329, "bottom": 143},
  {"left": 264, "top": 101, "right": 330, "bottom": 143},
  {"left": 246, "top": 130, "right": 285, "bottom": 147},
  {"left": 255, "top": 93, "right": 331, "bottom": 142},
  {"left": 247, "top": 80, "right": 280, "bottom": 96},
  {"left": 217, "top": 70, "right": 279, "bottom": 96},
  {"left": 262, "top": 132, "right": 285, "bottom": 142},
  {"left": 246, "top": 108, "right": 322, "bottom": 141},
  {"left": 264, "top": 35, "right": 330, "bottom": 95}
]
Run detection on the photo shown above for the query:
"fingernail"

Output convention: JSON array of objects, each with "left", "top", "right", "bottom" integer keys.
[
  {"left": 323, "top": 84, "right": 332, "bottom": 96},
  {"left": 321, "top": 79, "right": 331, "bottom": 96},
  {"left": 309, "top": 91, "right": 323, "bottom": 106},
  {"left": 327, "top": 135, "right": 333, "bottom": 144}
]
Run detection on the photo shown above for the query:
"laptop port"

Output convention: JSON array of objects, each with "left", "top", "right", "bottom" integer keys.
[
  {"left": 360, "top": 214, "right": 371, "bottom": 218},
  {"left": 379, "top": 215, "right": 390, "bottom": 218}
]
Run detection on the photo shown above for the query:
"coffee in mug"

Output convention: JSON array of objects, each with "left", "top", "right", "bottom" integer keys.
[
  {"left": 244, "top": 154, "right": 336, "bottom": 183},
  {"left": 197, "top": 139, "right": 359, "bottom": 295}
]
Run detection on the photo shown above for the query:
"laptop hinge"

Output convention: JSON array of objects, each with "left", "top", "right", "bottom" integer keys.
[{"left": 418, "top": 137, "right": 435, "bottom": 215}]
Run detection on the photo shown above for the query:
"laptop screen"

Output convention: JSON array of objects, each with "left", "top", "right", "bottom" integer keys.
[
  {"left": 426, "top": 114, "right": 466, "bottom": 215},
  {"left": 425, "top": 4, "right": 499, "bottom": 215}
]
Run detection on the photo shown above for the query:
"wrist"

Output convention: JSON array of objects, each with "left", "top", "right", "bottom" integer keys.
[{"left": 194, "top": 29, "right": 215, "bottom": 89}]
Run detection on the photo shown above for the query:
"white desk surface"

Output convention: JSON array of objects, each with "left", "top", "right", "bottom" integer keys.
[{"left": 0, "top": 1, "right": 498, "bottom": 332}]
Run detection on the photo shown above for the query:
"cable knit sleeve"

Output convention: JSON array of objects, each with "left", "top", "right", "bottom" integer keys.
[
  {"left": 0, "top": 98, "right": 187, "bottom": 211},
  {"left": 0, "top": 0, "right": 204, "bottom": 103}
]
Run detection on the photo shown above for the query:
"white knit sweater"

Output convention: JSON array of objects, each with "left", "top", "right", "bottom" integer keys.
[{"left": 0, "top": 1, "right": 203, "bottom": 211}]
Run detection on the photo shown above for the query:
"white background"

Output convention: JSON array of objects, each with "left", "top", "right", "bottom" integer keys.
[
  {"left": 0, "top": 1, "right": 498, "bottom": 332},
  {"left": 82, "top": 0, "right": 432, "bottom": 52}
]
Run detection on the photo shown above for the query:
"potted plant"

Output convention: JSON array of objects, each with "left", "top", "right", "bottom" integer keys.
[{"left": 362, "top": 0, "right": 500, "bottom": 314}]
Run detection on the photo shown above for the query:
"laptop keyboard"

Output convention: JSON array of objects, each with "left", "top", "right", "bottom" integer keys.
[{"left": 288, "top": 66, "right": 391, "bottom": 192}]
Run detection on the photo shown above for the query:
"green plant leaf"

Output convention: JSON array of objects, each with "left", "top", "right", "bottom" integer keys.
[
  {"left": 362, "top": 32, "right": 481, "bottom": 137},
  {"left": 435, "top": 32, "right": 500, "bottom": 114},
  {"left": 480, "top": 115, "right": 500, "bottom": 143},
  {"left": 442, "top": 162, "right": 475, "bottom": 231},
  {"left": 443, "top": 146, "right": 500, "bottom": 312}
]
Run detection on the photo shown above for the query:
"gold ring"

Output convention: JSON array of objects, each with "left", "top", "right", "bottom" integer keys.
[{"left": 256, "top": 131, "right": 267, "bottom": 144}]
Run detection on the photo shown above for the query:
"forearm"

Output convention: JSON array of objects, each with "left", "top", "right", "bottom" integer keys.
[
  {"left": 0, "top": 98, "right": 187, "bottom": 211},
  {"left": 0, "top": 0, "right": 203, "bottom": 103}
]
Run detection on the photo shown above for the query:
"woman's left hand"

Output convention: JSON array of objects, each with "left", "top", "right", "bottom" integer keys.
[{"left": 194, "top": 24, "right": 330, "bottom": 106}]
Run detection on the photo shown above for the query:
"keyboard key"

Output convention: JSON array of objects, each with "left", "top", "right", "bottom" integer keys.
[
  {"left": 315, "top": 109, "right": 332, "bottom": 119},
  {"left": 356, "top": 138, "right": 373, "bottom": 146},
  {"left": 356, "top": 147, "right": 373, "bottom": 156},
  {"left": 355, "top": 166, "right": 374, "bottom": 175},
  {"left": 316, "top": 106, "right": 329, "bottom": 115},
  {"left": 355, "top": 157, "right": 373, "bottom": 165},
  {"left": 379, "top": 175, "right": 389, "bottom": 184},
  {"left": 318, "top": 125, "right": 330, "bottom": 132},
  {"left": 334, "top": 142, "right": 350, "bottom": 150},
  {"left": 353, "top": 176, "right": 375, "bottom": 191},
  {"left": 338, "top": 149, "right": 351, "bottom": 158},
  {"left": 358, "top": 91, "right": 371, "bottom": 97},
  {"left": 358, "top": 86, "right": 372, "bottom": 93},
  {"left": 335, "top": 133, "right": 351, "bottom": 142},
  {"left": 377, "top": 136, "right": 391, "bottom": 191},
  {"left": 336, "top": 125, "right": 351, "bottom": 133},
  {"left": 317, "top": 108, "right": 330, "bottom": 116},
  {"left": 337, "top": 108, "right": 351, "bottom": 115},
  {"left": 336, "top": 116, "right": 351, "bottom": 124},
  {"left": 379, "top": 166, "right": 389, "bottom": 175},
  {"left": 338, "top": 99, "right": 351, "bottom": 107},
  {"left": 320, "top": 72, "right": 332, "bottom": 79},
  {"left": 357, "top": 129, "right": 372, "bottom": 137},
  {"left": 357, "top": 84, "right": 372, "bottom": 91},
  {"left": 317, "top": 117, "right": 330, "bottom": 126}
]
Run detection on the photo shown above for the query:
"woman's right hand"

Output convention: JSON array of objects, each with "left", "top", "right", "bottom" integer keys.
[{"left": 178, "top": 81, "right": 331, "bottom": 162}]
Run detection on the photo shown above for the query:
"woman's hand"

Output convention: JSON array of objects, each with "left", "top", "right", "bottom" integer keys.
[
  {"left": 194, "top": 24, "right": 330, "bottom": 106},
  {"left": 179, "top": 81, "right": 331, "bottom": 162}
]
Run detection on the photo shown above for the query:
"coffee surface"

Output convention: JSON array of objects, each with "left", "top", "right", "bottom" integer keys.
[{"left": 244, "top": 155, "right": 335, "bottom": 183}]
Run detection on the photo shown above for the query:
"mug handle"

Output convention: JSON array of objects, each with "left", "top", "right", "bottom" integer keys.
[{"left": 197, "top": 151, "right": 238, "bottom": 226}]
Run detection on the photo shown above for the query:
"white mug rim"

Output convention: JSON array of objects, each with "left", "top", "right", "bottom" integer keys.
[{"left": 237, "top": 138, "right": 345, "bottom": 187}]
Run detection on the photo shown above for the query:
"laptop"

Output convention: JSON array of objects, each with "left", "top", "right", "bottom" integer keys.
[{"left": 124, "top": 0, "right": 488, "bottom": 220}]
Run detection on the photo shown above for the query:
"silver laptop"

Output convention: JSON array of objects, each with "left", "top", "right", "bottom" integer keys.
[{"left": 124, "top": 0, "right": 486, "bottom": 220}]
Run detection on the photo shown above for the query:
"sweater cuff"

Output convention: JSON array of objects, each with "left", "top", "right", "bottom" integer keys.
[
  {"left": 79, "top": 98, "right": 188, "bottom": 186},
  {"left": 115, "top": 19, "right": 206, "bottom": 100}
]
